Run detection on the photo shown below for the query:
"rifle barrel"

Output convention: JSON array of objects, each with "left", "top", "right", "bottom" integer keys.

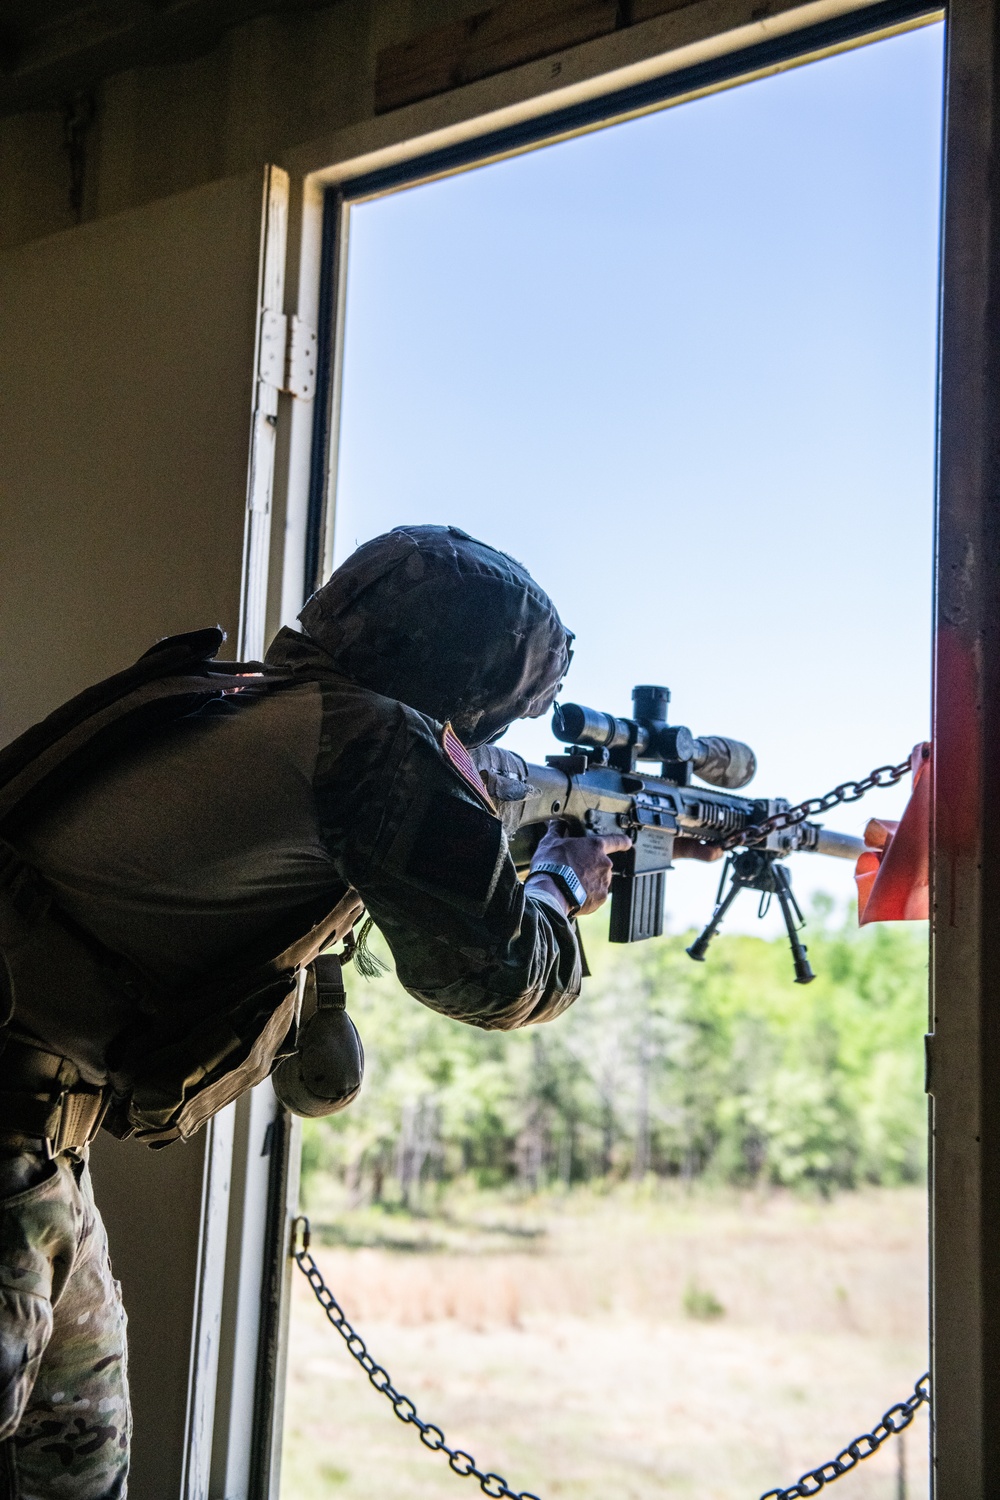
[{"left": 811, "top": 827, "right": 866, "bottom": 861}]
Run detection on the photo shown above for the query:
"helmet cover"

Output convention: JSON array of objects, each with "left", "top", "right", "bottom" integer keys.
[{"left": 298, "top": 525, "right": 573, "bottom": 745}]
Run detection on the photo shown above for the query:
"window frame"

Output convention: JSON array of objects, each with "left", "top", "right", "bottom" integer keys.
[{"left": 257, "top": 1, "right": 1000, "bottom": 1489}]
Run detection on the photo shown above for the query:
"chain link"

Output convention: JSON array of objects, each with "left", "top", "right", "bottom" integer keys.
[
  {"left": 724, "top": 752, "right": 918, "bottom": 850},
  {"left": 292, "top": 1218, "right": 541, "bottom": 1500},
  {"left": 758, "top": 1373, "right": 931, "bottom": 1499},
  {"left": 292, "top": 1216, "right": 929, "bottom": 1500}
]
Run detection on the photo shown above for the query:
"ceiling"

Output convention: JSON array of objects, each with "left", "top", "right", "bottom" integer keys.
[{"left": 0, "top": 0, "right": 339, "bottom": 117}]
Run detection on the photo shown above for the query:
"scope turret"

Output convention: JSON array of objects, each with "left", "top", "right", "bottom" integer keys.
[{"left": 552, "top": 685, "right": 756, "bottom": 789}]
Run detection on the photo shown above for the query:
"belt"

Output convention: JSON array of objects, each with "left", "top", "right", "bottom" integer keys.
[{"left": 0, "top": 1035, "right": 109, "bottom": 1156}]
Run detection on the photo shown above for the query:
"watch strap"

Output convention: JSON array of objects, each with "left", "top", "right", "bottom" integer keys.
[{"left": 527, "top": 861, "right": 588, "bottom": 915}]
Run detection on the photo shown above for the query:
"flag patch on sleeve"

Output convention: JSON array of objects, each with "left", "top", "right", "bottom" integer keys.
[{"left": 441, "top": 723, "right": 497, "bottom": 814}]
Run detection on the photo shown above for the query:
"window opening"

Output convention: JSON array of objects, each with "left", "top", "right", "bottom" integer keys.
[{"left": 282, "top": 23, "right": 943, "bottom": 1499}]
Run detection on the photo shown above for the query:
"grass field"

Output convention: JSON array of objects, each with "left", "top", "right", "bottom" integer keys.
[{"left": 280, "top": 1183, "right": 928, "bottom": 1500}]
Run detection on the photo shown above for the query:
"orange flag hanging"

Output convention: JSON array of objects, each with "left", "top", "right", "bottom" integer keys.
[{"left": 855, "top": 742, "right": 931, "bottom": 924}]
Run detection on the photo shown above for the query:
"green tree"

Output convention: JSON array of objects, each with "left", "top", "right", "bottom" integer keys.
[{"left": 300, "top": 902, "right": 928, "bottom": 1204}]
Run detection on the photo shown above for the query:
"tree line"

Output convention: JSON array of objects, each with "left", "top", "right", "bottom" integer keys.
[{"left": 301, "top": 899, "right": 928, "bottom": 1203}]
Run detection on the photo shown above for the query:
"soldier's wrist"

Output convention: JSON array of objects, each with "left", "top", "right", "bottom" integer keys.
[
  {"left": 525, "top": 873, "right": 572, "bottom": 917},
  {"left": 526, "top": 863, "right": 587, "bottom": 916}
]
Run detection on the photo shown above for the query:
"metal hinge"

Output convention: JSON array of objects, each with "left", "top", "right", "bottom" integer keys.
[{"left": 258, "top": 309, "right": 318, "bottom": 401}]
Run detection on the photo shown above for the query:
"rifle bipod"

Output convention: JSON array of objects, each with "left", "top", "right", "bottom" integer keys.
[{"left": 686, "top": 848, "right": 815, "bottom": 984}]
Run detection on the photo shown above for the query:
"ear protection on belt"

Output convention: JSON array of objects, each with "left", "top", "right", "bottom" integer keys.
[{"left": 272, "top": 953, "right": 364, "bottom": 1118}]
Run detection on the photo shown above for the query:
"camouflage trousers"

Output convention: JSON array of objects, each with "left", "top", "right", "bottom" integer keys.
[{"left": 0, "top": 1153, "right": 129, "bottom": 1498}]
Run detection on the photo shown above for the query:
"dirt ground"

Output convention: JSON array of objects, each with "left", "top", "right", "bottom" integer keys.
[{"left": 280, "top": 1184, "right": 929, "bottom": 1499}]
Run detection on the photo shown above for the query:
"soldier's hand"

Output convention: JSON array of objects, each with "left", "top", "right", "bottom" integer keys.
[
  {"left": 526, "top": 822, "right": 632, "bottom": 916},
  {"left": 672, "top": 837, "right": 724, "bottom": 862}
]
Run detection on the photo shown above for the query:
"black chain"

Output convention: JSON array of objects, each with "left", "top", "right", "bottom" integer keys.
[
  {"left": 759, "top": 1373, "right": 931, "bottom": 1499},
  {"left": 725, "top": 752, "right": 919, "bottom": 850},
  {"left": 292, "top": 1217, "right": 541, "bottom": 1500},
  {"left": 292, "top": 1216, "right": 929, "bottom": 1500}
]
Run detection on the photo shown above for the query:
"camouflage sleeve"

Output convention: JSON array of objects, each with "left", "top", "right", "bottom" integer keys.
[{"left": 329, "top": 708, "right": 582, "bottom": 1030}]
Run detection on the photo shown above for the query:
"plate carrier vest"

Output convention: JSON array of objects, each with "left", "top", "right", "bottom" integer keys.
[{"left": 0, "top": 629, "right": 360, "bottom": 1149}]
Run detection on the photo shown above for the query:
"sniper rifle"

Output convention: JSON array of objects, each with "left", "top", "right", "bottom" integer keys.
[{"left": 477, "top": 684, "right": 865, "bottom": 985}]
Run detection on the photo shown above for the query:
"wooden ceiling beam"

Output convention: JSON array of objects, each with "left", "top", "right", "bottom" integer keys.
[{"left": 0, "top": 0, "right": 337, "bottom": 118}]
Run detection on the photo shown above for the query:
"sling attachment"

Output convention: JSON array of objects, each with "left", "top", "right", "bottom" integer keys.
[
  {"left": 0, "top": 1035, "right": 109, "bottom": 1157},
  {"left": 313, "top": 951, "right": 348, "bottom": 1011}
]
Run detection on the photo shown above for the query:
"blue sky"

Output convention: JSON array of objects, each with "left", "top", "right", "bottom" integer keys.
[{"left": 331, "top": 24, "right": 944, "bottom": 934}]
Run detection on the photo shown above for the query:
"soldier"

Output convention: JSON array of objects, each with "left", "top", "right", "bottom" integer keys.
[{"left": 0, "top": 524, "right": 693, "bottom": 1497}]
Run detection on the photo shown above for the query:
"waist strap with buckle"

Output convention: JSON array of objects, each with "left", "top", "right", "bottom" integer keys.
[{"left": 0, "top": 1035, "right": 108, "bottom": 1155}]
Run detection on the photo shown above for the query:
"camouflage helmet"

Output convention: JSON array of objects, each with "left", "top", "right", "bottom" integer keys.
[{"left": 298, "top": 525, "right": 573, "bottom": 745}]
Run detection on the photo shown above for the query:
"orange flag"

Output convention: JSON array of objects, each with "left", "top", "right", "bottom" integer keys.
[{"left": 855, "top": 743, "right": 931, "bottom": 924}]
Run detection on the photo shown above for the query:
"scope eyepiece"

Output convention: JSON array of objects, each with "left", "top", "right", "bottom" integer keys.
[{"left": 552, "top": 687, "right": 756, "bottom": 789}]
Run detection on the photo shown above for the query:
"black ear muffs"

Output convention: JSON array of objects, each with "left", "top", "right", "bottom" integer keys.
[{"left": 272, "top": 954, "right": 364, "bottom": 1117}]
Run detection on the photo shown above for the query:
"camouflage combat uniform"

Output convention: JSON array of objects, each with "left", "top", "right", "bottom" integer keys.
[
  {"left": 0, "top": 1151, "right": 129, "bottom": 1499},
  {"left": 0, "top": 526, "right": 577, "bottom": 1495}
]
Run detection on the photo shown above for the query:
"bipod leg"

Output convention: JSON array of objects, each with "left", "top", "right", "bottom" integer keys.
[
  {"left": 773, "top": 864, "right": 814, "bottom": 985},
  {"left": 686, "top": 860, "right": 744, "bottom": 963}
]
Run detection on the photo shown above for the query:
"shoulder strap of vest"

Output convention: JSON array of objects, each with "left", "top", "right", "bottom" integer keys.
[{"left": 0, "top": 628, "right": 292, "bottom": 832}]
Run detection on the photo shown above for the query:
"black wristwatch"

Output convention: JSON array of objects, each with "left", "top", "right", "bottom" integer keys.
[{"left": 527, "top": 861, "right": 588, "bottom": 916}]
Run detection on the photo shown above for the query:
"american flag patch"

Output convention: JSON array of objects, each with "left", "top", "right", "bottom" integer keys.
[{"left": 441, "top": 723, "right": 497, "bottom": 814}]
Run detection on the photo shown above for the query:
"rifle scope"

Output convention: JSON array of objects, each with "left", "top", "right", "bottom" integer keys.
[{"left": 552, "top": 685, "right": 757, "bottom": 790}]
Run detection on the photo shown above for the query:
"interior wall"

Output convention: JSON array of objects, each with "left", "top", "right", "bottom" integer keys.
[
  {"left": 0, "top": 168, "right": 267, "bottom": 1498},
  {"left": 88, "top": 1132, "right": 212, "bottom": 1500},
  {"left": 0, "top": 176, "right": 263, "bottom": 736},
  {"left": 0, "top": 108, "right": 79, "bottom": 247},
  {"left": 0, "top": 0, "right": 485, "bottom": 255}
]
